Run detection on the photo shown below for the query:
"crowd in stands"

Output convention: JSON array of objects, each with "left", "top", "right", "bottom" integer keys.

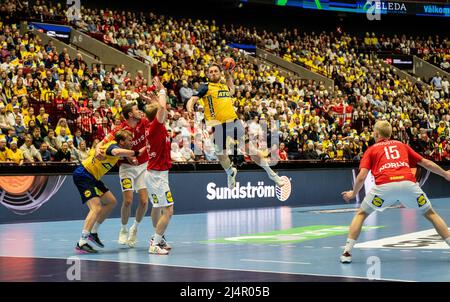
[{"left": 0, "top": 1, "right": 450, "bottom": 165}]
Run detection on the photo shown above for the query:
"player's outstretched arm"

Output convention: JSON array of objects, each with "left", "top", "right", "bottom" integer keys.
[
  {"left": 418, "top": 158, "right": 450, "bottom": 181},
  {"left": 342, "top": 168, "right": 369, "bottom": 202},
  {"left": 110, "top": 147, "right": 144, "bottom": 158},
  {"left": 150, "top": 76, "right": 167, "bottom": 123},
  {"left": 224, "top": 69, "right": 235, "bottom": 96},
  {"left": 187, "top": 96, "right": 199, "bottom": 115}
]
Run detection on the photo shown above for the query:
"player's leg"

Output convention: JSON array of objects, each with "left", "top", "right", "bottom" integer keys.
[
  {"left": 424, "top": 208, "right": 450, "bottom": 247},
  {"left": 214, "top": 122, "right": 237, "bottom": 188},
  {"left": 118, "top": 169, "right": 134, "bottom": 245},
  {"left": 149, "top": 205, "right": 173, "bottom": 255},
  {"left": 249, "top": 149, "right": 284, "bottom": 187},
  {"left": 87, "top": 190, "right": 117, "bottom": 248},
  {"left": 119, "top": 190, "right": 133, "bottom": 244},
  {"left": 401, "top": 181, "right": 450, "bottom": 248},
  {"left": 128, "top": 187, "right": 149, "bottom": 247},
  {"left": 150, "top": 207, "right": 172, "bottom": 250},
  {"left": 76, "top": 196, "right": 102, "bottom": 254}
]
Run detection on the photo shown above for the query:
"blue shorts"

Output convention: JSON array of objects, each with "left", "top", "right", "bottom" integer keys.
[{"left": 73, "top": 166, "right": 109, "bottom": 204}]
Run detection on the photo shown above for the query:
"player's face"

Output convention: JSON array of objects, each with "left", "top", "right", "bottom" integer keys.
[
  {"left": 130, "top": 105, "right": 141, "bottom": 121},
  {"left": 207, "top": 66, "right": 221, "bottom": 82},
  {"left": 123, "top": 135, "right": 133, "bottom": 149}
]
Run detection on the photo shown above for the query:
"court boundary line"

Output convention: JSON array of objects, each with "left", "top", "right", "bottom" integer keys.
[{"left": 0, "top": 254, "right": 414, "bottom": 282}]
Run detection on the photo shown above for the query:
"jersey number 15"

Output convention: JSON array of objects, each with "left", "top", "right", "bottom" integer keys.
[{"left": 384, "top": 146, "right": 400, "bottom": 160}]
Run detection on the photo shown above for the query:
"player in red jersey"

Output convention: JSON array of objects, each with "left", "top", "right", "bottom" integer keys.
[
  {"left": 95, "top": 103, "right": 150, "bottom": 247},
  {"left": 340, "top": 121, "right": 450, "bottom": 263},
  {"left": 142, "top": 77, "right": 173, "bottom": 255}
]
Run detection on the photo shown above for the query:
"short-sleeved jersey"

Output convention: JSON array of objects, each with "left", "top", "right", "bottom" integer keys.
[
  {"left": 195, "top": 82, "right": 238, "bottom": 126},
  {"left": 145, "top": 119, "right": 172, "bottom": 171},
  {"left": 359, "top": 139, "right": 423, "bottom": 185},
  {"left": 103, "top": 118, "right": 150, "bottom": 165},
  {"left": 82, "top": 140, "right": 120, "bottom": 180},
  {"left": 8, "top": 148, "right": 24, "bottom": 164},
  {"left": 0, "top": 147, "right": 10, "bottom": 161}
]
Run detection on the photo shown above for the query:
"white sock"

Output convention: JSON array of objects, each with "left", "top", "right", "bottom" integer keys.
[
  {"left": 121, "top": 224, "right": 127, "bottom": 232},
  {"left": 344, "top": 238, "right": 356, "bottom": 253},
  {"left": 261, "top": 164, "right": 277, "bottom": 179},
  {"left": 131, "top": 220, "right": 140, "bottom": 229},
  {"left": 153, "top": 233, "right": 163, "bottom": 245},
  {"left": 91, "top": 222, "right": 101, "bottom": 234},
  {"left": 445, "top": 237, "right": 450, "bottom": 248},
  {"left": 78, "top": 230, "right": 90, "bottom": 246},
  {"left": 225, "top": 166, "right": 234, "bottom": 176}
]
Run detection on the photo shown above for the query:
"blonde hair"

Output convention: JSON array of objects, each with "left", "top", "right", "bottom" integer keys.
[{"left": 374, "top": 120, "right": 392, "bottom": 139}]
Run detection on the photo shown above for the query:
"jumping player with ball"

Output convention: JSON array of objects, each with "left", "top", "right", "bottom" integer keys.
[{"left": 187, "top": 57, "right": 285, "bottom": 189}]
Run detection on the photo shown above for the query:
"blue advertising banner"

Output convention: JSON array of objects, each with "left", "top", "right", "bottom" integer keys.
[
  {"left": 0, "top": 168, "right": 448, "bottom": 224},
  {"left": 29, "top": 22, "right": 72, "bottom": 43}
]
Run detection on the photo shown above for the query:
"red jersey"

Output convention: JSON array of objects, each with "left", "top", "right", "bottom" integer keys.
[
  {"left": 105, "top": 118, "right": 150, "bottom": 165},
  {"left": 359, "top": 139, "right": 423, "bottom": 185},
  {"left": 145, "top": 119, "right": 172, "bottom": 171}
]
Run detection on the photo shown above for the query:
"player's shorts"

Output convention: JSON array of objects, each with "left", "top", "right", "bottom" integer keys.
[
  {"left": 361, "top": 180, "right": 432, "bottom": 214},
  {"left": 73, "top": 165, "right": 109, "bottom": 204},
  {"left": 212, "top": 119, "right": 246, "bottom": 155},
  {"left": 119, "top": 162, "right": 147, "bottom": 192},
  {"left": 145, "top": 170, "right": 174, "bottom": 208}
]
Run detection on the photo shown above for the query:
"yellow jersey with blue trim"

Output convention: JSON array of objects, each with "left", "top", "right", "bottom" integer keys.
[
  {"left": 82, "top": 140, "right": 120, "bottom": 180},
  {"left": 195, "top": 82, "right": 238, "bottom": 126}
]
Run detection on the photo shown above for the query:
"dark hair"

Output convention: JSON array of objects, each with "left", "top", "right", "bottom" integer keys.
[
  {"left": 122, "top": 102, "right": 137, "bottom": 120},
  {"left": 208, "top": 62, "right": 222, "bottom": 72}
]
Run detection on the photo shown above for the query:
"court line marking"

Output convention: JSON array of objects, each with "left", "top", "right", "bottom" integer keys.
[
  {"left": 0, "top": 254, "right": 414, "bottom": 282},
  {"left": 240, "top": 259, "right": 311, "bottom": 265}
]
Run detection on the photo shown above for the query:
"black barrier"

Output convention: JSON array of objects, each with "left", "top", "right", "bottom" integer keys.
[{"left": 1, "top": 162, "right": 450, "bottom": 224}]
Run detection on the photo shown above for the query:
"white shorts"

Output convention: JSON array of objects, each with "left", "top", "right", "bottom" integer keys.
[
  {"left": 119, "top": 163, "right": 147, "bottom": 192},
  {"left": 361, "top": 181, "right": 432, "bottom": 214},
  {"left": 145, "top": 170, "right": 174, "bottom": 208}
]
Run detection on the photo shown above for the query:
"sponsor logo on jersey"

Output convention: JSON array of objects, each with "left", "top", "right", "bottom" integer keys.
[
  {"left": 217, "top": 90, "right": 230, "bottom": 98},
  {"left": 84, "top": 190, "right": 91, "bottom": 198},
  {"left": 417, "top": 194, "right": 427, "bottom": 207},
  {"left": 151, "top": 194, "right": 158, "bottom": 204},
  {"left": 371, "top": 196, "right": 384, "bottom": 207},
  {"left": 121, "top": 178, "right": 132, "bottom": 190},
  {"left": 165, "top": 191, "right": 173, "bottom": 203}
]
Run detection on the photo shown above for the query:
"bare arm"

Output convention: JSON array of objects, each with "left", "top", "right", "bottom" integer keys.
[
  {"left": 154, "top": 77, "right": 167, "bottom": 124},
  {"left": 224, "top": 70, "right": 235, "bottom": 96},
  {"left": 111, "top": 146, "right": 146, "bottom": 158},
  {"left": 418, "top": 158, "right": 450, "bottom": 180},
  {"left": 342, "top": 168, "right": 370, "bottom": 202},
  {"left": 187, "top": 96, "right": 199, "bottom": 115}
]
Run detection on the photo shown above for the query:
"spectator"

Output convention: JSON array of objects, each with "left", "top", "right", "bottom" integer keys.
[
  {"left": 56, "top": 127, "right": 68, "bottom": 146},
  {"left": 39, "top": 143, "right": 52, "bottom": 162},
  {"left": 67, "top": 137, "right": 81, "bottom": 164},
  {"left": 304, "top": 142, "right": 319, "bottom": 160},
  {"left": 77, "top": 140, "right": 90, "bottom": 162},
  {"left": 20, "top": 135, "right": 43, "bottom": 163},
  {"left": 31, "top": 127, "right": 44, "bottom": 150},
  {"left": 8, "top": 138, "right": 24, "bottom": 165},
  {"left": 170, "top": 142, "right": 185, "bottom": 162},
  {"left": 44, "top": 128, "right": 60, "bottom": 155},
  {"left": 54, "top": 142, "right": 71, "bottom": 162},
  {"left": 278, "top": 142, "right": 288, "bottom": 161}
]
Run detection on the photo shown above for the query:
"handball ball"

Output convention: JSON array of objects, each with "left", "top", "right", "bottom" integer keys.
[{"left": 222, "top": 57, "right": 236, "bottom": 70}]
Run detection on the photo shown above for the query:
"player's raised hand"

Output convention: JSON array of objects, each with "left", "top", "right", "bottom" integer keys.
[
  {"left": 341, "top": 190, "right": 355, "bottom": 203},
  {"left": 153, "top": 76, "right": 164, "bottom": 91}
]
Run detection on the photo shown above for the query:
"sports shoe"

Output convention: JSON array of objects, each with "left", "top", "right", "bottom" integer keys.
[
  {"left": 127, "top": 226, "right": 138, "bottom": 248},
  {"left": 118, "top": 228, "right": 128, "bottom": 245},
  {"left": 88, "top": 233, "right": 104, "bottom": 248},
  {"left": 148, "top": 243, "right": 169, "bottom": 255},
  {"left": 150, "top": 235, "right": 172, "bottom": 250},
  {"left": 340, "top": 251, "right": 352, "bottom": 263},
  {"left": 227, "top": 167, "right": 237, "bottom": 189},
  {"left": 75, "top": 242, "right": 98, "bottom": 254}
]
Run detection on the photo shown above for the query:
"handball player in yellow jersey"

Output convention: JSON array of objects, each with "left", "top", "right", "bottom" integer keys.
[
  {"left": 73, "top": 130, "right": 146, "bottom": 254},
  {"left": 187, "top": 63, "right": 284, "bottom": 188}
]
